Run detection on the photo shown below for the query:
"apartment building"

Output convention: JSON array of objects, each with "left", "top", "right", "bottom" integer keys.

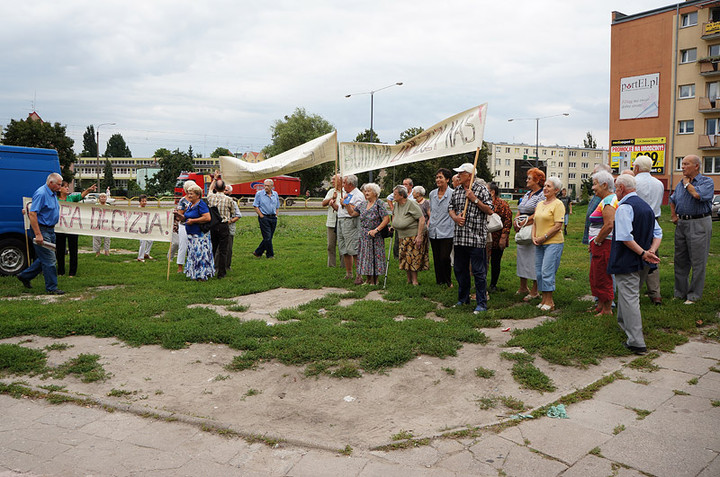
[
  {"left": 610, "top": 0, "right": 720, "bottom": 198},
  {"left": 487, "top": 142, "right": 608, "bottom": 198}
]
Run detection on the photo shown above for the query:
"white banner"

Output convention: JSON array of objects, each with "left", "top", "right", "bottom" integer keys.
[
  {"left": 620, "top": 73, "right": 659, "bottom": 120},
  {"left": 339, "top": 104, "right": 487, "bottom": 176},
  {"left": 23, "top": 198, "right": 174, "bottom": 242},
  {"left": 219, "top": 131, "right": 337, "bottom": 184}
]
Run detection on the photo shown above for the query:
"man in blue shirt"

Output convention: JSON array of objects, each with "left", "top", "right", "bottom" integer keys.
[
  {"left": 17, "top": 173, "right": 65, "bottom": 294},
  {"left": 608, "top": 175, "right": 662, "bottom": 355},
  {"left": 252, "top": 179, "right": 280, "bottom": 258},
  {"left": 669, "top": 155, "right": 714, "bottom": 304}
]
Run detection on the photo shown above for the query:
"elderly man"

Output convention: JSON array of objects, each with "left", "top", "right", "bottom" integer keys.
[
  {"left": 338, "top": 174, "right": 364, "bottom": 281},
  {"left": 669, "top": 155, "right": 714, "bottom": 304},
  {"left": 17, "top": 173, "right": 64, "bottom": 294},
  {"left": 207, "top": 179, "right": 237, "bottom": 277},
  {"left": 252, "top": 179, "right": 280, "bottom": 258},
  {"left": 321, "top": 174, "right": 342, "bottom": 267},
  {"left": 607, "top": 175, "right": 662, "bottom": 355},
  {"left": 448, "top": 163, "right": 494, "bottom": 314},
  {"left": 633, "top": 155, "right": 665, "bottom": 305}
]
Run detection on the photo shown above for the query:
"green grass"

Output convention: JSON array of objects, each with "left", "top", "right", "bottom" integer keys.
[
  {"left": 0, "top": 208, "right": 718, "bottom": 377},
  {"left": 0, "top": 344, "right": 47, "bottom": 375},
  {"left": 475, "top": 366, "right": 496, "bottom": 379},
  {"left": 511, "top": 362, "right": 556, "bottom": 393}
]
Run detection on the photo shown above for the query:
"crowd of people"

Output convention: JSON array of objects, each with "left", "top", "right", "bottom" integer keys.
[{"left": 16, "top": 154, "right": 715, "bottom": 354}]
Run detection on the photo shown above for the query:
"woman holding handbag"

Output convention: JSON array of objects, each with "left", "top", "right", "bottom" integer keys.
[
  {"left": 514, "top": 168, "right": 545, "bottom": 301},
  {"left": 349, "top": 183, "right": 390, "bottom": 285},
  {"left": 487, "top": 182, "right": 513, "bottom": 292}
]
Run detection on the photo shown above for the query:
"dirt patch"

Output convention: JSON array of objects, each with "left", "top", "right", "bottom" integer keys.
[{"left": 0, "top": 287, "right": 625, "bottom": 451}]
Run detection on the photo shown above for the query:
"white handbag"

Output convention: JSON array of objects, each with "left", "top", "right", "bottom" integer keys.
[{"left": 487, "top": 213, "right": 503, "bottom": 233}]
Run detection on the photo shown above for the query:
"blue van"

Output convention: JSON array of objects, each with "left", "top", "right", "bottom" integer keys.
[{"left": 0, "top": 145, "right": 61, "bottom": 275}]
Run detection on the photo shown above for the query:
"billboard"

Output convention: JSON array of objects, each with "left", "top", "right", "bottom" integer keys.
[
  {"left": 610, "top": 137, "right": 665, "bottom": 174},
  {"left": 620, "top": 73, "right": 659, "bottom": 120}
]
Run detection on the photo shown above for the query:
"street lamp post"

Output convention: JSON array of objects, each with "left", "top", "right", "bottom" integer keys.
[
  {"left": 96, "top": 122, "right": 116, "bottom": 189},
  {"left": 507, "top": 113, "right": 569, "bottom": 168},
  {"left": 345, "top": 82, "right": 403, "bottom": 182}
]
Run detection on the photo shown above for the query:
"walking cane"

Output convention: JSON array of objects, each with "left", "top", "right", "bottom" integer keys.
[{"left": 383, "top": 228, "right": 394, "bottom": 289}]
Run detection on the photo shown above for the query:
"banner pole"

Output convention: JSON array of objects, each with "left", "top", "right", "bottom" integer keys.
[{"left": 461, "top": 146, "right": 481, "bottom": 218}]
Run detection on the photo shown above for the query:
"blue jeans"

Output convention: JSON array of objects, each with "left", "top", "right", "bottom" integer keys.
[
  {"left": 18, "top": 226, "right": 58, "bottom": 292},
  {"left": 453, "top": 245, "right": 488, "bottom": 309},
  {"left": 255, "top": 215, "right": 277, "bottom": 258},
  {"left": 535, "top": 243, "right": 564, "bottom": 292}
]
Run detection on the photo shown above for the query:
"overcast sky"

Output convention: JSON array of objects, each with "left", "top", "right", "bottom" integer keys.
[{"left": 1, "top": 0, "right": 665, "bottom": 159}]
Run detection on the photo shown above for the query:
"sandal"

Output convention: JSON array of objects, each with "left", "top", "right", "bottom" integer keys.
[
  {"left": 539, "top": 304, "right": 555, "bottom": 311},
  {"left": 523, "top": 294, "right": 539, "bottom": 302},
  {"left": 353, "top": 276, "right": 364, "bottom": 285}
]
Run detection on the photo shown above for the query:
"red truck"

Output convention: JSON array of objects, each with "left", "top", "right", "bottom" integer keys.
[{"left": 175, "top": 172, "right": 301, "bottom": 205}]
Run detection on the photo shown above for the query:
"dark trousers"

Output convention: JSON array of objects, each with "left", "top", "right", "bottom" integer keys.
[
  {"left": 18, "top": 227, "right": 58, "bottom": 292},
  {"left": 453, "top": 245, "right": 488, "bottom": 309},
  {"left": 255, "top": 215, "right": 277, "bottom": 258},
  {"left": 210, "top": 222, "right": 230, "bottom": 278},
  {"left": 488, "top": 247, "right": 504, "bottom": 288},
  {"left": 55, "top": 232, "right": 78, "bottom": 276},
  {"left": 429, "top": 237, "right": 453, "bottom": 286}
]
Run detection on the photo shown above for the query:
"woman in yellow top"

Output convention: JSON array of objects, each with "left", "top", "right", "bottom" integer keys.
[{"left": 531, "top": 176, "right": 566, "bottom": 311}]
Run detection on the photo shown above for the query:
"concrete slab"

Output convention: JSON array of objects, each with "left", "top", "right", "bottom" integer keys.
[
  {"left": 564, "top": 399, "right": 640, "bottom": 435},
  {"left": 674, "top": 341, "right": 720, "bottom": 361},
  {"left": 122, "top": 420, "right": 200, "bottom": 452},
  {"left": 435, "top": 449, "right": 497, "bottom": 475},
  {"left": 654, "top": 352, "right": 718, "bottom": 375},
  {"left": 286, "top": 450, "right": 368, "bottom": 477},
  {"left": 593, "top": 378, "right": 674, "bottom": 410},
  {"left": 561, "top": 454, "right": 645, "bottom": 477},
  {"left": 228, "top": 445, "right": 305, "bottom": 476},
  {"left": 369, "top": 445, "right": 441, "bottom": 468},
  {"left": 601, "top": 426, "right": 717, "bottom": 477},
  {"left": 496, "top": 442, "right": 568, "bottom": 477},
  {"left": 697, "top": 454, "right": 720, "bottom": 477}
]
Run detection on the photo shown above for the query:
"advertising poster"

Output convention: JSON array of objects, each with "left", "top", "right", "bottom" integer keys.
[
  {"left": 610, "top": 137, "right": 665, "bottom": 174},
  {"left": 620, "top": 73, "right": 660, "bottom": 120}
]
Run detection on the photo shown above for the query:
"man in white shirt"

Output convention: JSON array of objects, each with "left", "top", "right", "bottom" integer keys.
[
  {"left": 337, "top": 174, "right": 364, "bottom": 282},
  {"left": 633, "top": 155, "right": 665, "bottom": 305},
  {"left": 321, "top": 175, "right": 342, "bottom": 267}
]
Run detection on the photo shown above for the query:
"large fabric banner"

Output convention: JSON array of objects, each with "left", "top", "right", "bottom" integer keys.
[
  {"left": 23, "top": 198, "right": 174, "bottom": 242},
  {"left": 219, "top": 131, "right": 337, "bottom": 184},
  {"left": 339, "top": 104, "right": 487, "bottom": 176}
]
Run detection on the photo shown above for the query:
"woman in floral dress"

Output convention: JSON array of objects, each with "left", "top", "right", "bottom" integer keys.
[{"left": 349, "top": 183, "right": 390, "bottom": 285}]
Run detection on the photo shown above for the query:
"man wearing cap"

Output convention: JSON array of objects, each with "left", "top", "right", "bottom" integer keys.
[
  {"left": 448, "top": 163, "right": 493, "bottom": 314},
  {"left": 633, "top": 155, "right": 665, "bottom": 305},
  {"left": 252, "top": 179, "right": 280, "bottom": 259},
  {"left": 17, "top": 173, "right": 65, "bottom": 295},
  {"left": 669, "top": 155, "right": 714, "bottom": 304}
]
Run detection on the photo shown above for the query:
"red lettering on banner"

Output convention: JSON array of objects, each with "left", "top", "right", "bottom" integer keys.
[
  {"left": 146, "top": 212, "right": 165, "bottom": 236},
  {"left": 129, "top": 212, "right": 142, "bottom": 234},
  {"left": 110, "top": 209, "right": 124, "bottom": 232},
  {"left": 68, "top": 206, "right": 82, "bottom": 229},
  {"left": 58, "top": 204, "right": 73, "bottom": 228}
]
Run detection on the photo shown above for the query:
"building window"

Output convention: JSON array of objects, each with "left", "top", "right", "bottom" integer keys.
[
  {"left": 505, "top": 159, "right": 511, "bottom": 166},
  {"left": 559, "top": 151, "right": 564, "bottom": 157},
  {"left": 504, "top": 182, "right": 510, "bottom": 188},
  {"left": 678, "top": 120, "right": 695, "bottom": 134},
  {"left": 706, "top": 118, "right": 719, "bottom": 135},
  {"left": 505, "top": 170, "right": 510, "bottom": 176},
  {"left": 681, "top": 11, "right": 697, "bottom": 27},
  {"left": 581, "top": 162, "right": 589, "bottom": 169},
  {"left": 569, "top": 173, "right": 576, "bottom": 179},
  {"left": 551, "top": 161, "right": 556, "bottom": 168},
  {"left": 581, "top": 173, "right": 589, "bottom": 179},
  {"left": 681, "top": 48, "right": 697, "bottom": 64},
  {"left": 495, "top": 146, "right": 501, "bottom": 152},
  {"left": 679, "top": 84, "right": 695, "bottom": 99},
  {"left": 704, "top": 156, "right": 720, "bottom": 174},
  {"left": 495, "top": 159, "right": 501, "bottom": 165},
  {"left": 581, "top": 151, "right": 589, "bottom": 157},
  {"left": 676, "top": 156, "right": 683, "bottom": 171},
  {"left": 712, "top": 8, "right": 720, "bottom": 22},
  {"left": 551, "top": 150, "right": 555, "bottom": 156},
  {"left": 524, "top": 148, "right": 528, "bottom": 154},
  {"left": 557, "top": 173, "right": 562, "bottom": 179},
  {"left": 505, "top": 147, "right": 510, "bottom": 153},
  {"left": 514, "top": 148, "right": 520, "bottom": 153},
  {"left": 569, "top": 162, "right": 577, "bottom": 168},
  {"left": 542, "top": 149, "right": 547, "bottom": 155},
  {"left": 595, "top": 152, "right": 602, "bottom": 158},
  {"left": 569, "top": 151, "right": 577, "bottom": 157},
  {"left": 558, "top": 161, "right": 563, "bottom": 167},
  {"left": 710, "top": 44, "right": 720, "bottom": 57}
]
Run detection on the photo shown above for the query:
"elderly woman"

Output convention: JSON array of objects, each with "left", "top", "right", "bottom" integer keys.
[
  {"left": 56, "top": 181, "right": 96, "bottom": 276},
  {"left": 93, "top": 193, "right": 111, "bottom": 257},
  {"left": 487, "top": 182, "right": 513, "bottom": 292},
  {"left": 347, "top": 183, "right": 390, "bottom": 285},
  {"left": 391, "top": 184, "right": 427, "bottom": 285},
  {"left": 588, "top": 171, "right": 618, "bottom": 315},
  {"left": 175, "top": 184, "right": 215, "bottom": 281},
  {"left": 514, "top": 167, "right": 545, "bottom": 301},
  {"left": 428, "top": 168, "right": 455, "bottom": 287},
  {"left": 531, "top": 176, "right": 566, "bottom": 311}
]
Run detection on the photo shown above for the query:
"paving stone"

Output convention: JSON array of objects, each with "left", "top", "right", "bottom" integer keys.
[
  {"left": 654, "top": 353, "right": 717, "bottom": 376},
  {"left": 36, "top": 403, "right": 106, "bottom": 429},
  {"left": 496, "top": 442, "right": 568, "bottom": 477},
  {"left": 697, "top": 454, "right": 720, "bottom": 477},
  {"left": 564, "top": 399, "right": 639, "bottom": 434},
  {"left": 79, "top": 413, "right": 152, "bottom": 440},
  {"left": 634, "top": 368, "right": 698, "bottom": 393},
  {"left": 601, "top": 427, "right": 717, "bottom": 477},
  {"left": 174, "top": 431, "right": 246, "bottom": 464},
  {"left": 122, "top": 419, "right": 199, "bottom": 452},
  {"left": 688, "top": 374, "right": 720, "bottom": 400},
  {"left": 593, "top": 379, "right": 674, "bottom": 410},
  {"left": 369, "top": 445, "right": 440, "bottom": 467},
  {"left": 674, "top": 341, "right": 720, "bottom": 361},
  {"left": 286, "top": 450, "right": 368, "bottom": 477},
  {"left": 561, "top": 454, "right": 644, "bottom": 477},
  {"left": 228, "top": 445, "right": 304, "bottom": 475},
  {"left": 435, "top": 449, "right": 496, "bottom": 475},
  {"left": 468, "top": 434, "right": 517, "bottom": 468},
  {"left": 500, "top": 417, "right": 611, "bottom": 465},
  {"left": 430, "top": 438, "right": 466, "bottom": 454}
]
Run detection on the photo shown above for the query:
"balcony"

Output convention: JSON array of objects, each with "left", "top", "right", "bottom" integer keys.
[
  {"left": 699, "top": 97, "right": 720, "bottom": 113},
  {"left": 698, "top": 135, "right": 720, "bottom": 149},
  {"left": 699, "top": 58, "right": 720, "bottom": 76},
  {"left": 702, "top": 21, "right": 720, "bottom": 40}
]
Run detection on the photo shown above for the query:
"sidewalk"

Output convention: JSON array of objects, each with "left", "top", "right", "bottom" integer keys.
[{"left": 1, "top": 339, "right": 719, "bottom": 477}]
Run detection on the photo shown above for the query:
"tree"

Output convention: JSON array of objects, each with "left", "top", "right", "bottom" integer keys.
[
  {"left": 262, "top": 107, "right": 334, "bottom": 194},
  {"left": 145, "top": 148, "right": 194, "bottom": 196},
  {"left": 104, "top": 133, "right": 132, "bottom": 158},
  {"left": 80, "top": 125, "right": 97, "bottom": 157},
  {"left": 580, "top": 176, "right": 593, "bottom": 202},
  {"left": 101, "top": 159, "right": 115, "bottom": 192},
  {"left": 583, "top": 131, "right": 597, "bottom": 149},
  {"left": 2, "top": 118, "right": 76, "bottom": 179},
  {"left": 210, "top": 147, "right": 233, "bottom": 158}
]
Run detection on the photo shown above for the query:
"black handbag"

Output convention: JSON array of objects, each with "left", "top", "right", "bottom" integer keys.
[
  {"left": 199, "top": 205, "right": 222, "bottom": 233},
  {"left": 375, "top": 202, "right": 391, "bottom": 238}
]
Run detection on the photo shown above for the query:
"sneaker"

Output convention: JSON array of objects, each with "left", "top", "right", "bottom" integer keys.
[
  {"left": 17, "top": 276, "right": 32, "bottom": 289},
  {"left": 684, "top": 300, "right": 695, "bottom": 305},
  {"left": 473, "top": 306, "right": 487, "bottom": 315},
  {"left": 623, "top": 343, "right": 647, "bottom": 355},
  {"left": 47, "top": 289, "right": 65, "bottom": 295}
]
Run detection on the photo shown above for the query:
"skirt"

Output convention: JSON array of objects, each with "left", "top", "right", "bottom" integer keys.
[
  {"left": 185, "top": 233, "right": 216, "bottom": 280},
  {"left": 516, "top": 242, "right": 537, "bottom": 280},
  {"left": 398, "top": 235, "right": 429, "bottom": 272}
]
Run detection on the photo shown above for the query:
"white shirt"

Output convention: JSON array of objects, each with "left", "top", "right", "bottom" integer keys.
[
  {"left": 337, "top": 188, "right": 364, "bottom": 218},
  {"left": 634, "top": 172, "right": 664, "bottom": 218}
]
